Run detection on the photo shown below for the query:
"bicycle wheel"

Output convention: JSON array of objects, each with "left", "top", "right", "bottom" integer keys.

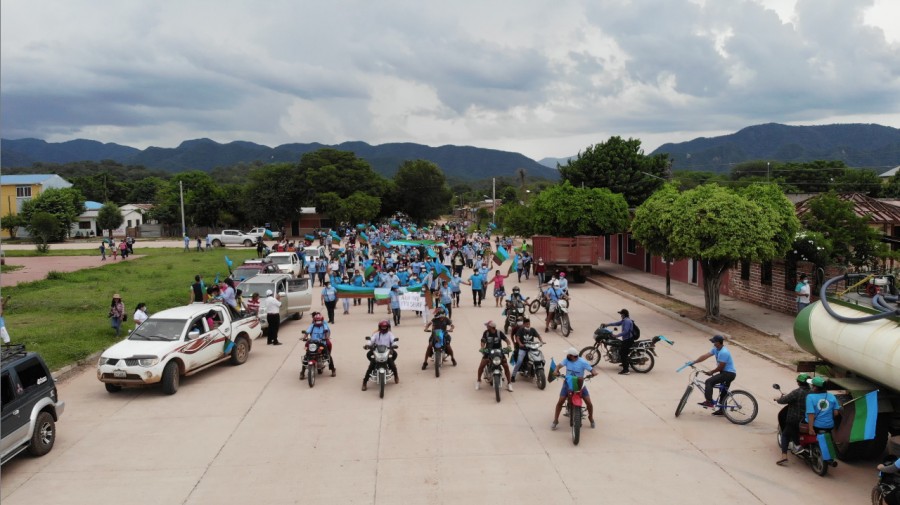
[
  {"left": 675, "top": 385, "right": 692, "bottom": 417},
  {"left": 560, "top": 314, "right": 571, "bottom": 337},
  {"left": 628, "top": 349, "right": 655, "bottom": 373},
  {"left": 572, "top": 406, "right": 582, "bottom": 445},
  {"left": 579, "top": 346, "right": 602, "bottom": 366},
  {"left": 528, "top": 299, "right": 541, "bottom": 314},
  {"left": 722, "top": 390, "right": 758, "bottom": 425}
]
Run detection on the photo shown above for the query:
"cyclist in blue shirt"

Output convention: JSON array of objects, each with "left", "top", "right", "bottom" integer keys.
[
  {"left": 552, "top": 347, "right": 598, "bottom": 430},
  {"left": 689, "top": 335, "right": 737, "bottom": 416}
]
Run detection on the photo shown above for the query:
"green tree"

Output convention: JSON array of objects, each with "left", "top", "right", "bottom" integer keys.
[
  {"left": 243, "top": 163, "right": 305, "bottom": 228},
  {"left": 666, "top": 183, "right": 798, "bottom": 319},
  {"left": 19, "top": 187, "right": 85, "bottom": 241},
  {"left": 884, "top": 173, "right": 900, "bottom": 198},
  {"left": 151, "top": 172, "right": 225, "bottom": 228},
  {"left": 800, "top": 192, "right": 886, "bottom": 267},
  {"left": 529, "top": 181, "right": 629, "bottom": 236},
  {"left": 126, "top": 176, "right": 167, "bottom": 203},
  {"left": 298, "top": 149, "right": 388, "bottom": 201},
  {"left": 673, "top": 170, "right": 726, "bottom": 190},
  {"left": 495, "top": 202, "right": 534, "bottom": 237},
  {"left": 1, "top": 214, "right": 26, "bottom": 239},
  {"left": 27, "top": 212, "right": 59, "bottom": 253},
  {"left": 392, "top": 160, "right": 452, "bottom": 224},
  {"left": 631, "top": 184, "right": 680, "bottom": 295},
  {"left": 97, "top": 202, "right": 124, "bottom": 239},
  {"left": 342, "top": 192, "right": 381, "bottom": 224},
  {"left": 558, "top": 136, "right": 670, "bottom": 206},
  {"left": 835, "top": 169, "right": 882, "bottom": 196}
]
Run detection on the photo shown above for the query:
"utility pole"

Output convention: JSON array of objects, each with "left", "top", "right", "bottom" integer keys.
[
  {"left": 492, "top": 177, "right": 496, "bottom": 225},
  {"left": 179, "top": 181, "right": 186, "bottom": 238}
]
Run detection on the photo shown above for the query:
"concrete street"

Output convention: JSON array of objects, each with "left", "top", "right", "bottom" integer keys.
[{"left": 0, "top": 277, "right": 876, "bottom": 504}]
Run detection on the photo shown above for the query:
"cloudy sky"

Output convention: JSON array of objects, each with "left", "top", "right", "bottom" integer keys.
[{"left": 2, "top": 0, "right": 898, "bottom": 160}]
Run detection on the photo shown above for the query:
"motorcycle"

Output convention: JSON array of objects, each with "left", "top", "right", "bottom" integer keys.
[
  {"left": 503, "top": 300, "right": 527, "bottom": 334},
  {"left": 301, "top": 331, "right": 333, "bottom": 388},
  {"left": 548, "top": 299, "right": 571, "bottom": 337},
  {"left": 579, "top": 327, "right": 669, "bottom": 373},
  {"left": 425, "top": 328, "right": 451, "bottom": 378},
  {"left": 481, "top": 347, "right": 511, "bottom": 403},
  {"left": 513, "top": 342, "right": 547, "bottom": 389},
  {"left": 561, "top": 375, "right": 592, "bottom": 445},
  {"left": 773, "top": 383, "right": 838, "bottom": 476},
  {"left": 364, "top": 335, "right": 398, "bottom": 399}
]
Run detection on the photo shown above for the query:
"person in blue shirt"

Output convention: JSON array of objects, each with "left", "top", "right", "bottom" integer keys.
[
  {"left": 351, "top": 270, "right": 364, "bottom": 306},
  {"left": 543, "top": 281, "right": 567, "bottom": 332},
  {"left": 552, "top": 347, "right": 598, "bottom": 430},
  {"left": 301, "top": 313, "right": 335, "bottom": 378},
  {"left": 557, "top": 272, "right": 569, "bottom": 293},
  {"left": 449, "top": 273, "right": 463, "bottom": 308},
  {"left": 464, "top": 270, "right": 484, "bottom": 307},
  {"left": 603, "top": 308, "right": 635, "bottom": 375},
  {"left": 321, "top": 281, "right": 338, "bottom": 324},
  {"left": 806, "top": 376, "right": 841, "bottom": 433},
  {"left": 365, "top": 275, "right": 379, "bottom": 314},
  {"left": 389, "top": 286, "right": 402, "bottom": 326},
  {"left": 689, "top": 335, "right": 737, "bottom": 415},
  {"left": 307, "top": 260, "right": 318, "bottom": 288}
]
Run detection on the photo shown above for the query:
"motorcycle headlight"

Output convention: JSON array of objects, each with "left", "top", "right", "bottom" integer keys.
[
  {"left": 309, "top": 343, "right": 318, "bottom": 351},
  {"left": 98, "top": 357, "right": 109, "bottom": 367},
  {"left": 492, "top": 356, "right": 502, "bottom": 365},
  {"left": 138, "top": 357, "right": 159, "bottom": 367}
]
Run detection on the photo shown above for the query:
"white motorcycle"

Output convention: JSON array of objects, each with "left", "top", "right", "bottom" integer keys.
[
  {"left": 364, "top": 335, "right": 398, "bottom": 399},
  {"left": 549, "top": 299, "right": 571, "bottom": 337}
]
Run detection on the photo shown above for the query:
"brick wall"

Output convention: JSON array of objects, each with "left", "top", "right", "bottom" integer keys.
[{"left": 724, "top": 260, "right": 843, "bottom": 315}]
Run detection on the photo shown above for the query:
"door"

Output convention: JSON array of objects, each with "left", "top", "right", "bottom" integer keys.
[
  {"left": 689, "top": 258, "right": 699, "bottom": 284},
  {"left": 604, "top": 235, "right": 611, "bottom": 261},
  {"left": 1, "top": 371, "right": 28, "bottom": 456},
  {"left": 287, "top": 278, "right": 312, "bottom": 314},
  {"left": 616, "top": 235, "right": 624, "bottom": 265},
  {"left": 197, "top": 307, "right": 229, "bottom": 365}
]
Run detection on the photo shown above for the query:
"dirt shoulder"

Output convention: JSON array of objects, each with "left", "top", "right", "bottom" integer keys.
[{"left": 591, "top": 271, "right": 815, "bottom": 368}]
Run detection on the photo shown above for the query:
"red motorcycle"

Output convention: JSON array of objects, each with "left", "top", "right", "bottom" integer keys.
[{"left": 301, "top": 331, "right": 333, "bottom": 388}]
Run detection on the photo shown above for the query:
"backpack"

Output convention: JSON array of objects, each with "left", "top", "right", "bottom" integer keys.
[{"left": 631, "top": 322, "right": 641, "bottom": 340}]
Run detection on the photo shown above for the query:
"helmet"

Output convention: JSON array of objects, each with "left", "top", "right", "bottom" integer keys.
[
  {"left": 560, "top": 272, "right": 566, "bottom": 278},
  {"left": 796, "top": 373, "right": 810, "bottom": 383},
  {"left": 378, "top": 320, "right": 390, "bottom": 331},
  {"left": 512, "top": 286, "right": 520, "bottom": 294},
  {"left": 314, "top": 314, "right": 325, "bottom": 325},
  {"left": 565, "top": 347, "right": 578, "bottom": 357}
]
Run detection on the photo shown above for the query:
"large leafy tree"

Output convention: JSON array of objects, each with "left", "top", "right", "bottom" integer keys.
[
  {"left": 631, "top": 184, "right": 680, "bottom": 295},
  {"left": 529, "top": 181, "right": 629, "bottom": 236},
  {"left": 558, "top": 136, "right": 670, "bottom": 206},
  {"left": 495, "top": 202, "right": 534, "bottom": 237},
  {"left": 19, "top": 187, "right": 85, "bottom": 241},
  {"left": 392, "top": 160, "right": 452, "bottom": 224},
  {"left": 298, "top": 149, "right": 388, "bottom": 201},
  {"left": 665, "top": 183, "right": 798, "bottom": 319},
  {"left": 97, "top": 201, "right": 124, "bottom": 238},
  {"left": 243, "top": 163, "right": 306, "bottom": 227},
  {"left": 151, "top": 171, "right": 225, "bottom": 228},
  {"left": 800, "top": 192, "right": 887, "bottom": 267}
]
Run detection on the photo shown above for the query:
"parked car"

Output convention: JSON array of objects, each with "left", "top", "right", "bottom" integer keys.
[
  {"left": 1, "top": 344, "right": 66, "bottom": 465},
  {"left": 231, "top": 259, "right": 281, "bottom": 282},
  {"left": 246, "top": 227, "right": 281, "bottom": 240},
  {"left": 208, "top": 230, "right": 256, "bottom": 247},
  {"left": 266, "top": 252, "right": 303, "bottom": 278},
  {"left": 96, "top": 303, "right": 261, "bottom": 395},
  {"left": 237, "top": 273, "right": 312, "bottom": 331}
]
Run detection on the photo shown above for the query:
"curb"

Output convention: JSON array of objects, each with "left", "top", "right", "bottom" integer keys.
[
  {"left": 53, "top": 351, "right": 102, "bottom": 383},
  {"left": 588, "top": 277, "right": 796, "bottom": 370}
]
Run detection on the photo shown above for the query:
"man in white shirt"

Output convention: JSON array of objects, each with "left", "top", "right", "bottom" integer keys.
[{"left": 264, "top": 289, "right": 283, "bottom": 345}]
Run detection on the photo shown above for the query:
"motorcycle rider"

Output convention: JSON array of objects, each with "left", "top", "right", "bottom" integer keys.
[
  {"left": 602, "top": 309, "right": 635, "bottom": 375},
  {"left": 806, "top": 376, "right": 841, "bottom": 463},
  {"left": 543, "top": 280, "right": 567, "bottom": 333},
  {"left": 476, "top": 321, "right": 513, "bottom": 392},
  {"left": 301, "top": 313, "right": 335, "bottom": 379},
  {"left": 775, "top": 373, "right": 811, "bottom": 466},
  {"left": 362, "top": 320, "right": 399, "bottom": 391},
  {"left": 552, "top": 347, "right": 597, "bottom": 430},
  {"left": 689, "top": 335, "right": 737, "bottom": 415},
  {"left": 511, "top": 318, "right": 546, "bottom": 382},
  {"left": 422, "top": 306, "right": 458, "bottom": 369}
]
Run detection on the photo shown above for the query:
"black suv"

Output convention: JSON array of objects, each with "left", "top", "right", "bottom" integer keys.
[{"left": 1, "top": 344, "right": 65, "bottom": 465}]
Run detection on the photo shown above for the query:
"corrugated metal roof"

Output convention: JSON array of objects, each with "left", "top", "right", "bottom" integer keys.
[
  {"left": 796, "top": 192, "right": 900, "bottom": 224},
  {"left": 0, "top": 174, "right": 58, "bottom": 184},
  {"left": 880, "top": 166, "right": 900, "bottom": 178}
]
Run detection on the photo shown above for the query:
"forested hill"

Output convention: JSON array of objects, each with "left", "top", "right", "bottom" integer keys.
[
  {"left": 652, "top": 123, "right": 900, "bottom": 173},
  {"left": 0, "top": 138, "right": 558, "bottom": 180}
]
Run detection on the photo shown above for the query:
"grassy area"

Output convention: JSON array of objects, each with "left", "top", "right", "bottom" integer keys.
[
  {"left": 4, "top": 249, "right": 104, "bottom": 257},
  {"left": 3, "top": 248, "right": 258, "bottom": 371},
  {"left": 1, "top": 264, "right": 24, "bottom": 273}
]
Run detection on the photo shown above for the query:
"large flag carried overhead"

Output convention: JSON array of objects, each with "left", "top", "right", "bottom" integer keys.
[{"left": 493, "top": 245, "right": 509, "bottom": 266}]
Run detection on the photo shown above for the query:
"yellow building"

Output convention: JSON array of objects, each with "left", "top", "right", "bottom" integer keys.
[{"left": 0, "top": 174, "right": 73, "bottom": 238}]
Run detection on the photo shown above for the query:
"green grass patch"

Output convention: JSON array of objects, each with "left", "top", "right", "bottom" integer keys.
[
  {"left": 1, "top": 264, "right": 24, "bottom": 273},
  {"left": 3, "top": 248, "right": 258, "bottom": 371},
  {"left": 4, "top": 248, "right": 108, "bottom": 257}
]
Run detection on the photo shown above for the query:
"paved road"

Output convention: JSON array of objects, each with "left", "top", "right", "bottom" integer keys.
[{"left": 0, "top": 279, "right": 875, "bottom": 504}]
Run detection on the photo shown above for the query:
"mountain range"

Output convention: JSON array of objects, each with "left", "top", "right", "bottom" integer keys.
[
  {"left": 0, "top": 138, "right": 559, "bottom": 180},
  {"left": 3, "top": 123, "right": 899, "bottom": 178}
]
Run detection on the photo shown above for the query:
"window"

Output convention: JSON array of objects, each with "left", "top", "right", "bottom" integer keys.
[
  {"left": 761, "top": 261, "right": 773, "bottom": 285},
  {"left": 78, "top": 221, "right": 92, "bottom": 229},
  {"left": 127, "top": 220, "right": 132, "bottom": 228},
  {"left": 740, "top": 261, "right": 750, "bottom": 281},
  {"left": 16, "top": 186, "right": 32, "bottom": 198},
  {"left": 14, "top": 359, "right": 48, "bottom": 391},
  {"left": 626, "top": 235, "right": 637, "bottom": 254},
  {"left": 1, "top": 373, "right": 15, "bottom": 407},
  {"left": 785, "top": 261, "right": 798, "bottom": 290}
]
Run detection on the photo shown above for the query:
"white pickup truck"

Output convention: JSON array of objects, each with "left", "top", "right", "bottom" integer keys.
[
  {"left": 266, "top": 252, "right": 303, "bottom": 277},
  {"left": 96, "top": 303, "right": 261, "bottom": 395},
  {"left": 246, "top": 227, "right": 281, "bottom": 240},
  {"left": 208, "top": 230, "right": 256, "bottom": 247}
]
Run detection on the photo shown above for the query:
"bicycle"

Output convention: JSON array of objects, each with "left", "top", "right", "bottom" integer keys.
[{"left": 674, "top": 363, "right": 758, "bottom": 425}]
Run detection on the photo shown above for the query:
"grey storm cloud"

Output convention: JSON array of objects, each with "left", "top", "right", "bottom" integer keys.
[{"left": 1, "top": 0, "right": 898, "bottom": 158}]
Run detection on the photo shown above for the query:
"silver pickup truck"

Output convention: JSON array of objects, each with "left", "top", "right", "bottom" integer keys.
[
  {"left": 237, "top": 273, "right": 313, "bottom": 330},
  {"left": 208, "top": 230, "right": 256, "bottom": 247}
]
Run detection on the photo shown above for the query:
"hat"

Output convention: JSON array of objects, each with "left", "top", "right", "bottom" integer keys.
[
  {"left": 565, "top": 347, "right": 578, "bottom": 356},
  {"left": 709, "top": 335, "right": 725, "bottom": 343},
  {"left": 617, "top": 308, "right": 629, "bottom": 316},
  {"left": 796, "top": 373, "right": 809, "bottom": 383},
  {"left": 811, "top": 376, "right": 826, "bottom": 388},
  {"left": 113, "top": 293, "right": 121, "bottom": 299},
  {"left": 265, "top": 289, "right": 273, "bottom": 296}
]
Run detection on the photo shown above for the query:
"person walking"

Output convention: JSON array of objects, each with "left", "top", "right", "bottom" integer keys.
[
  {"left": 109, "top": 294, "right": 126, "bottom": 337},
  {"left": 263, "top": 290, "right": 283, "bottom": 345},
  {"left": 183, "top": 234, "right": 190, "bottom": 252},
  {"left": 795, "top": 274, "right": 811, "bottom": 313},
  {"left": 389, "top": 286, "right": 402, "bottom": 326},
  {"left": 321, "top": 280, "right": 338, "bottom": 324},
  {"left": 99, "top": 241, "right": 107, "bottom": 261}
]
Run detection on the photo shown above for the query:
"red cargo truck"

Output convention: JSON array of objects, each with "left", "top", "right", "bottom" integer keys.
[{"left": 530, "top": 235, "right": 602, "bottom": 283}]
